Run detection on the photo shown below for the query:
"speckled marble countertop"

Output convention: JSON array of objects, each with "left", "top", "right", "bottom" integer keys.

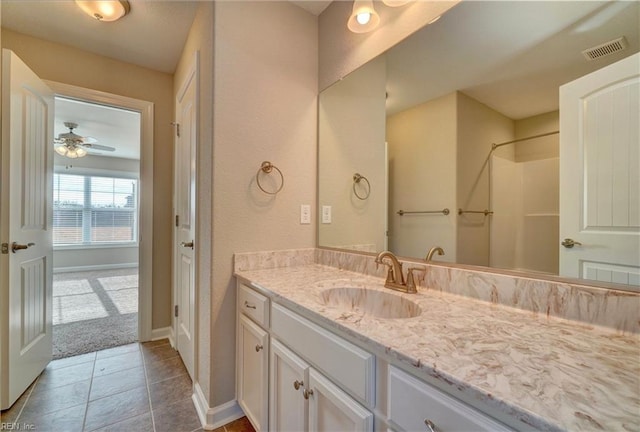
[{"left": 234, "top": 264, "right": 640, "bottom": 432}]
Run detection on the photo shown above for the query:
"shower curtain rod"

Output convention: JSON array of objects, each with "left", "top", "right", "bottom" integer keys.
[{"left": 491, "top": 130, "right": 559, "bottom": 150}]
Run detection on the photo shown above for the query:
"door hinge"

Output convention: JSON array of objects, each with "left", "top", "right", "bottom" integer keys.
[
  {"left": 174, "top": 305, "right": 179, "bottom": 317},
  {"left": 1, "top": 243, "right": 8, "bottom": 254},
  {"left": 175, "top": 215, "right": 179, "bottom": 227},
  {"left": 171, "top": 122, "right": 181, "bottom": 137}
]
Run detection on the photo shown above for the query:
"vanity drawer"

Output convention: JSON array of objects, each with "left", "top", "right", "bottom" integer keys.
[
  {"left": 238, "top": 283, "right": 269, "bottom": 328},
  {"left": 271, "top": 302, "right": 375, "bottom": 407},
  {"left": 388, "top": 366, "right": 512, "bottom": 432}
]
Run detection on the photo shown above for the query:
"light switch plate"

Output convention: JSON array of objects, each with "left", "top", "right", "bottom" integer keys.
[
  {"left": 322, "top": 205, "right": 332, "bottom": 224},
  {"left": 300, "top": 204, "right": 311, "bottom": 224}
]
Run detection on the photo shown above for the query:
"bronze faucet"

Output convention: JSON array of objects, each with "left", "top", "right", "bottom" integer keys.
[
  {"left": 374, "top": 251, "right": 420, "bottom": 294},
  {"left": 425, "top": 246, "right": 445, "bottom": 262}
]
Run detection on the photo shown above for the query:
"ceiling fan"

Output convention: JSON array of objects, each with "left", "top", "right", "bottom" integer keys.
[{"left": 54, "top": 122, "right": 116, "bottom": 159}]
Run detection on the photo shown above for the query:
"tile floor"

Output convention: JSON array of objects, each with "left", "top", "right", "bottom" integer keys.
[{"left": 0, "top": 340, "right": 255, "bottom": 432}]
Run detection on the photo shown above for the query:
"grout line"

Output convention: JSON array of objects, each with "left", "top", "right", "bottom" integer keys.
[
  {"left": 140, "top": 343, "right": 157, "bottom": 432},
  {"left": 9, "top": 374, "right": 40, "bottom": 426},
  {"left": 80, "top": 354, "right": 97, "bottom": 431}
]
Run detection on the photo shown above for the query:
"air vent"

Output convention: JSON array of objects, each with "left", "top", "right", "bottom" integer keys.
[{"left": 582, "top": 37, "right": 628, "bottom": 61}]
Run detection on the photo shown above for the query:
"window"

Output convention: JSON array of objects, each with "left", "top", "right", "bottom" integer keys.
[{"left": 53, "top": 173, "right": 138, "bottom": 246}]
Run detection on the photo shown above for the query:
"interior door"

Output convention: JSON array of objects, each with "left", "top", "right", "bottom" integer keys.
[
  {"left": 1, "top": 49, "right": 54, "bottom": 409},
  {"left": 559, "top": 53, "right": 639, "bottom": 286},
  {"left": 173, "top": 56, "right": 197, "bottom": 379}
]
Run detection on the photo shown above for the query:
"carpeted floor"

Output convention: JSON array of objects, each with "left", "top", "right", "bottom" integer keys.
[{"left": 53, "top": 268, "right": 139, "bottom": 359}]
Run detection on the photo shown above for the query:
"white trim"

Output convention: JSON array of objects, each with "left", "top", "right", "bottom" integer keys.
[
  {"left": 53, "top": 262, "right": 138, "bottom": 274},
  {"left": 151, "top": 326, "right": 175, "bottom": 347},
  {"left": 44, "top": 80, "right": 154, "bottom": 342},
  {"left": 193, "top": 382, "right": 244, "bottom": 430}
]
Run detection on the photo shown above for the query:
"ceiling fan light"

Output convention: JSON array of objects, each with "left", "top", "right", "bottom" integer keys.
[
  {"left": 75, "top": 1, "right": 130, "bottom": 22},
  {"left": 66, "top": 149, "right": 79, "bottom": 159},
  {"left": 76, "top": 147, "right": 88, "bottom": 158},
  {"left": 55, "top": 145, "right": 68, "bottom": 156}
]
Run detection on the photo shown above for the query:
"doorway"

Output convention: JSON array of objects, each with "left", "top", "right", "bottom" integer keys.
[
  {"left": 46, "top": 81, "right": 155, "bottom": 348},
  {"left": 51, "top": 96, "right": 141, "bottom": 359}
]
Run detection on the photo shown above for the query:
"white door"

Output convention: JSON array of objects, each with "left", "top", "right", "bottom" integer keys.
[
  {"left": 559, "top": 53, "right": 640, "bottom": 286},
  {"left": 173, "top": 57, "right": 198, "bottom": 378},
  {"left": 1, "top": 49, "right": 54, "bottom": 409},
  {"left": 238, "top": 315, "right": 269, "bottom": 432},
  {"left": 270, "top": 339, "right": 309, "bottom": 432},
  {"left": 308, "top": 368, "right": 373, "bottom": 432}
]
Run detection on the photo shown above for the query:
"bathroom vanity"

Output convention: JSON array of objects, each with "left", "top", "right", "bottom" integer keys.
[{"left": 234, "top": 249, "right": 640, "bottom": 432}]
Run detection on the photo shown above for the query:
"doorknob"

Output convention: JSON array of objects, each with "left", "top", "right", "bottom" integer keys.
[
  {"left": 181, "top": 241, "right": 194, "bottom": 249},
  {"left": 561, "top": 238, "right": 582, "bottom": 248},
  {"left": 11, "top": 242, "right": 35, "bottom": 253}
]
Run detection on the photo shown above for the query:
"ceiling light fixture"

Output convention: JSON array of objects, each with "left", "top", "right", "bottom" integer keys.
[
  {"left": 348, "top": 0, "right": 380, "bottom": 33},
  {"left": 55, "top": 144, "right": 88, "bottom": 159},
  {"left": 75, "top": 1, "right": 130, "bottom": 22},
  {"left": 382, "top": 0, "right": 411, "bottom": 6}
]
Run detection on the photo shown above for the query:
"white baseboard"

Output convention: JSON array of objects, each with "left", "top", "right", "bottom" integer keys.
[
  {"left": 151, "top": 326, "right": 175, "bottom": 347},
  {"left": 53, "top": 262, "right": 138, "bottom": 274},
  {"left": 193, "top": 382, "right": 244, "bottom": 430}
]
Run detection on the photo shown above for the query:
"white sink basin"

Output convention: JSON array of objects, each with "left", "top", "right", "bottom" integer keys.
[{"left": 320, "top": 287, "right": 421, "bottom": 319}]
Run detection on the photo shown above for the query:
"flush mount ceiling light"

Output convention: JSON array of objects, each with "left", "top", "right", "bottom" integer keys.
[
  {"left": 382, "top": 0, "right": 411, "bottom": 6},
  {"left": 348, "top": 0, "right": 380, "bottom": 33},
  {"left": 75, "top": 1, "right": 130, "bottom": 22}
]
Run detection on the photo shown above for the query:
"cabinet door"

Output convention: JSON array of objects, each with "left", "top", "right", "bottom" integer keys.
[
  {"left": 238, "top": 314, "right": 268, "bottom": 431},
  {"left": 388, "top": 366, "right": 513, "bottom": 432},
  {"left": 270, "top": 339, "right": 309, "bottom": 432},
  {"left": 308, "top": 368, "right": 373, "bottom": 432}
]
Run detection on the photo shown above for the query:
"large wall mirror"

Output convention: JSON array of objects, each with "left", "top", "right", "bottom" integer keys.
[{"left": 318, "top": 1, "right": 639, "bottom": 290}]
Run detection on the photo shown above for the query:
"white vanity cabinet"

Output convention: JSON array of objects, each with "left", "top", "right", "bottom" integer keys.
[
  {"left": 237, "top": 284, "right": 270, "bottom": 431},
  {"left": 388, "top": 366, "right": 513, "bottom": 432},
  {"left": 237, "top": 280, "right": 512, "bottom": 432},
  {"left": 270, "top": 302, "right": 374, "bottom": 432}
]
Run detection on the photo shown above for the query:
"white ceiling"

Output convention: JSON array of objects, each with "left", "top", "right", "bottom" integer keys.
[
  {"left": 384, "top": 1, "right": 640, "bottom": 119},
  {"left": 290, "top": 0, "right": 332, "bottom": 16},
  {"left": 1, "top": 0, "right": 200, "bottom": 74},
  {"left": 55, "top": 98, "right": 141, "bottom": 160}
]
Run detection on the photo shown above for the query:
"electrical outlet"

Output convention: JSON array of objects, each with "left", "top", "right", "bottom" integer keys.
[
  {"left": 322, "top": 205, "right": 332, "bottom": 224},
  {"left": 300, "top": 204, "right": 311, "bottom": 224}
]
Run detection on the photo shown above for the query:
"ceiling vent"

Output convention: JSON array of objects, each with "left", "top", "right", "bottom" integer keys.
[{"left": 582, "top": 36, "right": 628, "bottom": 61}]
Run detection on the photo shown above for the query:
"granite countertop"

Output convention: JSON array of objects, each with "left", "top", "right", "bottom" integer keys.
[{"left": 234, "top": 264, "right": 640, "bottom": 432}]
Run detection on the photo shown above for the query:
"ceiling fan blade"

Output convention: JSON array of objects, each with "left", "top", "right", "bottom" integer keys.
[
  {"left": 85, "top": 143, "right": 116, "bottom": 152},
  {"left": 81, "top": 136, "right": 98, "bottom": 144}
]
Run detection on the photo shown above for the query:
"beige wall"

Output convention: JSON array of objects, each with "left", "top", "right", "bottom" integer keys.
[
  {"left": 318, "top": 0, "right": 459, "bottom": 91},
  {"left": 387, "top": 92, "right": 457, "bottom": 261},
  {"left": 210, "top": 1, "right": 317, "bottom": 407},
  {"left": 515, "top": 110, "right": 559, "bottom": 161},
  {"left": 456, "top": 92, "right": 513, "bottom": 266},
  {"left": 319, "top": 56, "right": 387, "bottom": 252},
  {"left": 1, "top": 28, "right": 174, "bottom": 329},
  {"left": 173, "top": 0, "right": 215, "bottom": 404}
]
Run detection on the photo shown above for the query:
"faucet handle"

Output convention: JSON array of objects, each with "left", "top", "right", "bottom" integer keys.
[
  {"left": 383, "top": 261, "right": 403, "bottom": 284},
  {"left": 405, "top": 267, "right": 425, "bottom": 293}
]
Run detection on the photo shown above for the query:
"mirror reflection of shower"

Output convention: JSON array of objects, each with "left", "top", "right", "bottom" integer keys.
[{"left": 489, "top": 113, "right": 559, "bottom": 275}]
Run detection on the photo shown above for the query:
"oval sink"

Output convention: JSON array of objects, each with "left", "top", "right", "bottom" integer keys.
[{"left": 320, "top": 287, "right": 421, "bottom": 319}]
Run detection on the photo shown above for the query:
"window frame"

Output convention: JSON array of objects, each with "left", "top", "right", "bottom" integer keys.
[{"left": 53, "top": 168, "right": 140, "bottom": 248}]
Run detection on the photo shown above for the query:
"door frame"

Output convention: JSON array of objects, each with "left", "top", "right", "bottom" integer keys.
[{"left": 44, "top": 80, "right": 154, "bottom": 341}]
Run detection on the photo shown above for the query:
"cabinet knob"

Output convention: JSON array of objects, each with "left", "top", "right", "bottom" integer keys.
[
  {"left": 244, "top": 301, "right": 257, "bottom": 310},
  {"left": 293, "top": 380, "right": 303, "bottom": 390},
  {"left": 255, "top": 344, "right": 263, "bottom": 352},
  {"left": 424, "top": 419, "right": 440, "bottom": 432},
  {"left": 303, "top": 388, "right": 314, "bottom": 400}
]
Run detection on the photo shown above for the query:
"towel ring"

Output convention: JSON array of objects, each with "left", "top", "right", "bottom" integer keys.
[
  {"left": 352, "top": 173, "right": 370, "bottom": 200},
  {"left": 256, "top": 161, "right": 284, "bottom": 195}
]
